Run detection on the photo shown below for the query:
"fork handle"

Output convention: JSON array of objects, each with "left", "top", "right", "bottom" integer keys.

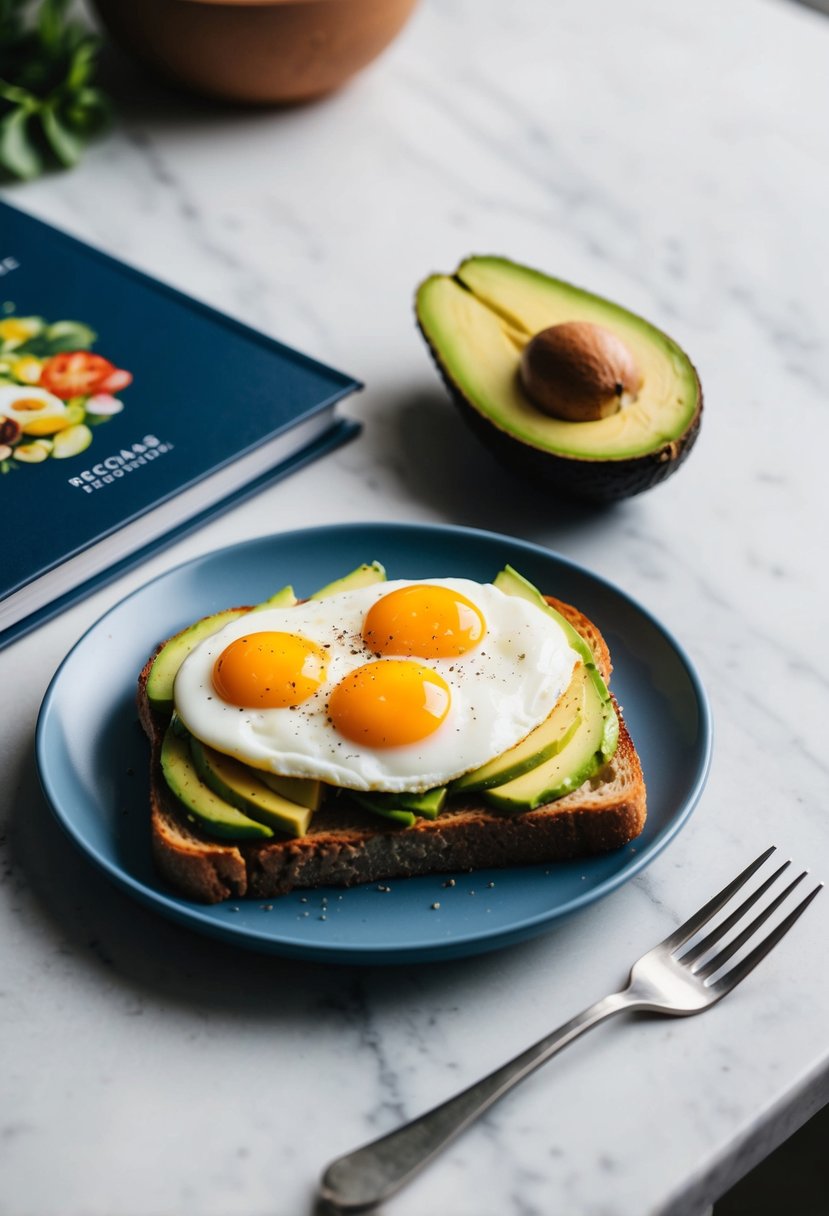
[{"left": 320, "top": 989, "right": 634, "bottom": 1212}]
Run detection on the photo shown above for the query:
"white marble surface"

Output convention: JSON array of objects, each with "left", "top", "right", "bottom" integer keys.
[{"left": 2, "top": 0, "right": 829, "bottom": 1213}]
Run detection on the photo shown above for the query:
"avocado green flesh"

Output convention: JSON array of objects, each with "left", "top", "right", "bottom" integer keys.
[
  {"left": 310, "top": 561, "right": 386, "bottom": 600},
  {"left": 417, "top": 257, "right": 698, "bottom": 460},
  {"left": 160, "top": 727, "right": 273, "bottom": 841},
  {"left": 451, "top": 666, "right": 585, "bottom": 793},
  {"left": 258, "top": 771, "right": 323, "bottom": 811},
  {"left": 484, "top": 670, "right": 617, "bottom": 812},
  {"left": 189, "top": 738, "right": 313, "bottom": 837}
]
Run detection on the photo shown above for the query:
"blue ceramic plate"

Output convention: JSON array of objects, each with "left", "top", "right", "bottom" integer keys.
[{"left": 36, "top": 523, "right": 712, "bottom": 963}]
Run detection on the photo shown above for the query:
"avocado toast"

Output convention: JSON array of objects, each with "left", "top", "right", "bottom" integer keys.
[{"left": 137, "top": 565, "right": 646, "bottom": 904}]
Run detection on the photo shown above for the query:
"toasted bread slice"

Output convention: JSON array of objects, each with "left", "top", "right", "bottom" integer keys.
[{"left": 137, "top": 597, "right": 646, "bottom": 903}]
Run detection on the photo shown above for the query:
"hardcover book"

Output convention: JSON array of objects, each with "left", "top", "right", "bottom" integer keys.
[{"left": 0, "top": 200, "right": 362, "bottom": 649}]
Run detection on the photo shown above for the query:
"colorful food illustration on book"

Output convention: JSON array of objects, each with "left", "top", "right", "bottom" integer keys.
[{"left": 0, "top": 311, "right": 133, "bottom": 473}]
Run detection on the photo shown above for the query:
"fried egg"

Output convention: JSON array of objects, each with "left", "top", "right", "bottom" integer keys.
[
  {"left": 0, "top": 384, "right": 68, "bottom": 436},
  {"left": 173, "top": 578, "right": 578, "bottom": 793}
]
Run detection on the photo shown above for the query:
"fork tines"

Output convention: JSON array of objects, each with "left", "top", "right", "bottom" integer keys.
[{"left": 668, "top": 845, "right": 822, "bottom": 993}]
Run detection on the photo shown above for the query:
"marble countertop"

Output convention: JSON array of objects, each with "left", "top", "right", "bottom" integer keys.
[{"left": 3, "top": 0, "right": 829, "bottom": 1213}]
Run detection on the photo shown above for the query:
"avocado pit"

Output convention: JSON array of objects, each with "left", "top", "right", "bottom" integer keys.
[{"left": 519, "top": 320, "right": 643, "bottom": 422}]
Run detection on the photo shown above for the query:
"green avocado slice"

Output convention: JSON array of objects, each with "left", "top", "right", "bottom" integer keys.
[
  {"left": 160, "top": 725, "right": 273, "bottom": 841},
  {"left": 450, "top": 665, "right": 585, "bottom": 793},
  {"left": 417, "top": 257, "right": 699, "bottom": 462},
  {"left": 347, "top": 793, "right": 416, "bottom": 828},
  {"left": 483, "top": 565, "right": 619, "bottom": 812},
  {"left": 355, "top": 785, "right": 447, "bottom": 821},
  {"left": 189, "top": 738, "right": 313, "bottom": 837},
  {"left": 310, "top": 561, "right": 386, "bottom": 599},
  {"left": 484, "top": 671, "right": 618, "bottom": 812},
  {"left": 250, "top": 585, "right": 298, "bottom": 613}
]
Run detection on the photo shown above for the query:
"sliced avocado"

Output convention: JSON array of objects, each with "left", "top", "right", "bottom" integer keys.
[
  {"left": 258, "top": 771, "right": 323, "bottom": 811},
  {"left": 494, "top": 565, "right": 596, "bottom": 670},
  {"left": 310, "top": 561, "right": 386, "bottom": 600},
  {"left": 51, "top": 423, "right": 93, "bottom": 459},
  {"left": 494, "top": 562, "right": 614, "bottom": 706},
  {"left": 189, "top": 738, "right": 314, "bottom": 837},
  {"left": 347, "top": 792, "right": 416, "bottom": 828},
  {"left": 147, "top": 584, "right": 297, "bottom": 715},
  {"left": 484, "top": 670, "right": 618, "bottom": 812},
  {"left": 416, "top": 256, "right": 702, "bottom": 501},
  {"left": 250, "top": 584, "right": 297, "bottom": 612},
  {"left": 451, "top": 666, "right": 585, "bottom": 793},
  {"left": 485, "top": 564, "right": 619, "bottom": 811},
  {"left": 147, "top": 608, "right": 249, "bottom": 715},
  {"left": 160, "top": 725, "right": 273, "bottom": 841},
  {"left": 356, "top": 785, "right": 447, "bottom": 821}
]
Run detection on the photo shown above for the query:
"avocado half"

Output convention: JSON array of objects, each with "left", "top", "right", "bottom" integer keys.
[{"left": 415, "top": 256, "right": 703, "bottom": 502}]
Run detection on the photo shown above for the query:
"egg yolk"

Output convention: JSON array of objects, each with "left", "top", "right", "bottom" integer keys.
[
  {"left": 328, "top": 660, "right": 451, "bottom": 748},
  {"left": 362, "top": 584, "right": 486, "bottom": 659},
  {"left": 212, "top": 632, "right": 328, "bottom": 709}
]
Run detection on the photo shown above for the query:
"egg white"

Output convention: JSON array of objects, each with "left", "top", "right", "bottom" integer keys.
[
  {"left": 0, "top": 384, "right": 66, "bottom": 427},
  {"left": 173, "top": 578, "right": 578, "bottom": 793}
]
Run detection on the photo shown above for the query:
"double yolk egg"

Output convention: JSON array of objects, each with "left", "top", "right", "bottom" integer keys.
[{"left": 174, "top": 578, "right": 577, "bottom": 793}]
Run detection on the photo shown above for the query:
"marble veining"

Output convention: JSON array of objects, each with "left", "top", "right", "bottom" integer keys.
[{"left": 2, "top": 0, "right": 829, "bottom": 1213}]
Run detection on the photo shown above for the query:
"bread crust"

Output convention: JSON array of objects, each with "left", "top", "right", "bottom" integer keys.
[{"left": 137, "top": 597, "right": 646, "bottom": 903}]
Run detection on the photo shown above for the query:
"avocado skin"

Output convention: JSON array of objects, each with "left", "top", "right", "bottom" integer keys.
[
  {"left": 347, "top": 793, "right": 416, "bottom": 828},
  {"left": 415, "top": 258, "right": 703, "bottom": 503},
  {"left": 447, "top": 375, "right": 702, "bottom": 502},
  {"left": 357, "top": 785, "right": 447, "bottom": 820}
]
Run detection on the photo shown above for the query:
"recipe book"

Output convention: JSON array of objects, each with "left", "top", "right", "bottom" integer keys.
[{"left": 0, "top": 200, "right": 362, "bottom": 650}]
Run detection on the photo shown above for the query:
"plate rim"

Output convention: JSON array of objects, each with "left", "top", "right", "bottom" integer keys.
[{"left": 36, "top": 521, "right": 713, "bottom": 962}]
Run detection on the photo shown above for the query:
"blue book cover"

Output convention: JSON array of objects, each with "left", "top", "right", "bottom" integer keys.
[{"left": 0, "top": 200, "right": 361, "bottom": 647}]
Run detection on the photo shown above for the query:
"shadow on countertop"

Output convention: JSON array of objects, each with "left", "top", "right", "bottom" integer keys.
[
  {"left": 714, "top": 1101, "right": 829, "bottom": 1216},
  {"left": 381, "top": 386, "right": 627, "bottom": 546}
]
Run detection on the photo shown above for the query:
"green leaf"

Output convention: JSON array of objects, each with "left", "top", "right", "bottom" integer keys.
[
  {"left": 61, "top": 86, "right": 111, "bottom": 137},
  {"left": 0, "top": 106, "right": 42, "bottom": 179},
  {"left": 17, "top": 321, "right": 97, "bottom": 357},
  {"left": 37, "top": 0, "right": 70, "bottom": 52},
  {"left": 41, "top": 100, "right": 83, "bottom": 165},
  {"left": 0, "top": 76, "right": 36, "bottom": 107},
  {"left": 0, "top": 2, "right": 110, "bottom": 180},
  {"left": 66, "top": 35, "right": 100, "bottom": 90},
  {"left": 46, "top": 320, "right": 97, "bottom": 346}
]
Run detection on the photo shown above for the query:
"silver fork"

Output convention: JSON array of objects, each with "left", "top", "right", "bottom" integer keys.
[{"left": 320, "top": 846, "right": 821, "bottom": 1213}]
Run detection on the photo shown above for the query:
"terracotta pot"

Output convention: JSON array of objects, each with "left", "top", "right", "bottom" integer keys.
[{"left": 91, "top": 0, "right": 420, "bottom": 104}]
